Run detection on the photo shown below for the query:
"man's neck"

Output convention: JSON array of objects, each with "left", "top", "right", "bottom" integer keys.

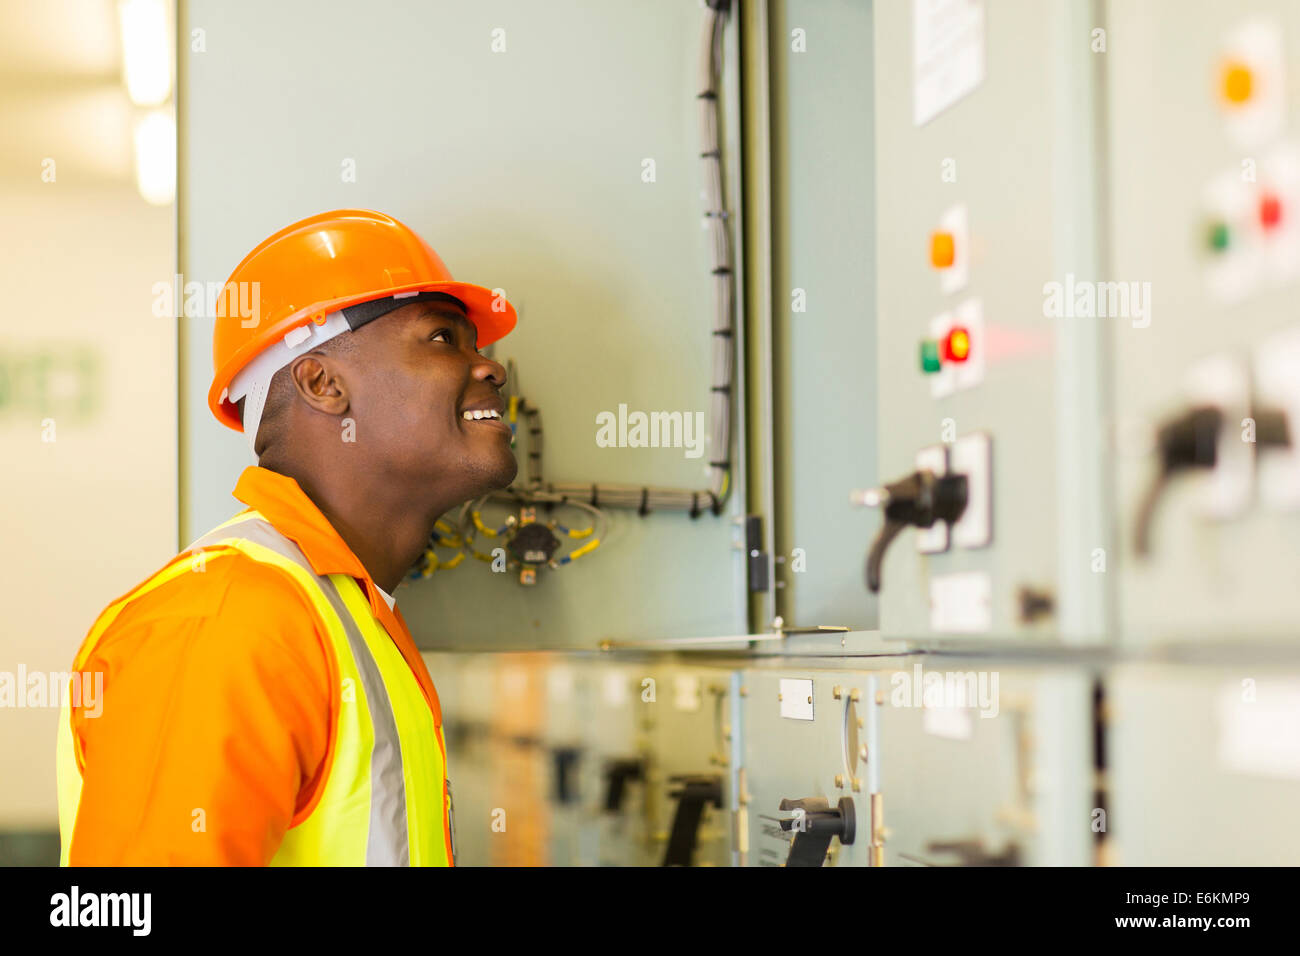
[{"left": 260, "top": 458, "right": 439, "bottom": 594}]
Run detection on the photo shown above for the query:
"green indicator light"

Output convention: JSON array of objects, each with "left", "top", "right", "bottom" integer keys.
[
  {"left": 920, "top": 339, "right": 941, "bottom": 373},
  {"left": 1208, "top": 221, "right": 1230, "bottom": 252}
]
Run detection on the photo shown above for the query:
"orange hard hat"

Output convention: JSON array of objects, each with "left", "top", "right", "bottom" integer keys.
[{"left": 207, "top": 208, "right": 516, "bottom": 433}]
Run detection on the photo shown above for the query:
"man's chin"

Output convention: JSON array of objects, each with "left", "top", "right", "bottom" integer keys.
[{"left": 470, "top": 448, "right": 518, "bottom": 495}]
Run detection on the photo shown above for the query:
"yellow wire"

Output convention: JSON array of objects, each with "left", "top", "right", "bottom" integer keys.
[
  {"left": 420, "top": 550, "right": 438, "bottom": 578},
  {"left": 569, "top": 538, "right": 601, "bottom": 561}
]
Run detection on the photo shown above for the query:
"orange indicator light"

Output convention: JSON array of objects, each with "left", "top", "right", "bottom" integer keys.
[
  {"left": 1222, "top": 61, "right": 1253, "bottom": 104},
  {"left": 930, "top": 231, "right": 955, "bottom": 269}
]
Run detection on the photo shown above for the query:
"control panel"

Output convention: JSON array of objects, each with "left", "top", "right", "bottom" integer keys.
[
  {"left": 866, "top": 0, "right": 1105, "bottom": 642},
  {"left": 1106, "top": 2, "right": 1300, "bottom": 645}
]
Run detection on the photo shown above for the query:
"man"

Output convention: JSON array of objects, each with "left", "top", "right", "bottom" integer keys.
[{"left": 57, "top": 209, "right": 518, "bottom": 865}]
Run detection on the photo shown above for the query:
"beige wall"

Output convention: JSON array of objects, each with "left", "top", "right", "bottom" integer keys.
[{"left": 0, "top": 185, "right": 176, "bottom": 827}]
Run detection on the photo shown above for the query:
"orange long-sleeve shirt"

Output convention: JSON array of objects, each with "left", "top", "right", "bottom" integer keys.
[{"left": 64, "top": 466, "right": 443, "bottom": 865}]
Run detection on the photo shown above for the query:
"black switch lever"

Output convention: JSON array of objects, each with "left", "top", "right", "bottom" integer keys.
[
  {"left": 778, "top": 795, "right": 855, "bottom": 867},
  {"left": 1254, "top": 406, "right": 1292, "bottom": 450},
  {"left": 1132, "top": 403, "right": 1292, "bottom": 556},
  {"left": 552, "top": 746, "right": 581, "bottom": 805},
  {"left": 852, "top": 470, "right": 968, "bottom": 592},
  {"left": 603, "top": 758, "right": 645, "bottom": 813},
  {"left": 662, "top": 774, "right": 724, "bottom": 866},
  {"left": 1133, "top": 406, "right": 1221, "bottom": 556}
]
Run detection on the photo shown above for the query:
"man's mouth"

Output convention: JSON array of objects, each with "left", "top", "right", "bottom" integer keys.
[{"left": 461, "top": 408, "right": 511, "bottom": 433}]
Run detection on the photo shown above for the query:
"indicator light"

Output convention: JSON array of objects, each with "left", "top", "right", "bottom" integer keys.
[
  {"left": 1260, "top": 192, "right": 1282, "bottom": 230},
  {"left": 1221, "top": 61, "right": 1253, "bottom": 104},
  {"left": 943, "top": 326, "right": 971, "bottom": 363},
  {"left": 919, "top": 339, "right": 941, "bottom": 373},
  {"left": 1207, "top": 221, "right": 1230, "bottom": 252},
  {"left": 930, "top": 231, "right": 955, "bottom": 269}
]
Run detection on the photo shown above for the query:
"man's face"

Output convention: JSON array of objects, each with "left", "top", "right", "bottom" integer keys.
[{"left": 344, "top": 300, "right": 517, "bottom": 501}]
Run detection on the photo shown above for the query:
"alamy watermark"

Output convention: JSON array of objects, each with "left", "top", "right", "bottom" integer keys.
[
  {"left": 0, "top": 665, "right": 103, "bottom": 716},
  {"left": 888, "top": 662, "right": 999, "bottom": 718},
  {"left": 595, "top": 403, "right": 706, "bottom": 459},
  {"left": 152, "top": 274, "right": 261, "bottom": 326},
  {"left": 50, "top": 886, "right": 150, "bottom": 936},
  {"left": 1042, "top": 273, "right": 1151, "bottom": 328}
]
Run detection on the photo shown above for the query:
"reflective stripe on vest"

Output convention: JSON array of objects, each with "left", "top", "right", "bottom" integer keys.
[{"left": 57, "top": 510, "right": 452, "bottom": 867}]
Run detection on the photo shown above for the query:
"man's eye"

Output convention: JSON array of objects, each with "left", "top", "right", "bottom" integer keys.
[{"left": 430, "top": 328, "right": 454, "bottom": 343}]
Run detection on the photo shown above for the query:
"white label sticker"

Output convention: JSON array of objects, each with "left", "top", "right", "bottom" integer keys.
[
  {"left": 937, "top": 202, "right": 969, "bottom": 295},
  {"left": 913, "top": 0, "right": 986, "bottom": 126},
  {"left": 1255, "top": 325, "right": 1300, "bottom": 509},
  {"left": 930, "top": 571, "right": 992, "bottom": 632},
  {"left": 916, "top": 445, "right": 950, "bottom": 554},
  {"left": 1217, "top": 680, "right": 1300, "bottom": 780},
  {"left": 673, "top": 674, "right": 702, "bottom": 711},
  {"left": 603, "top": 672, "right": 628, "bottom": 708},
  {"left": 923, "top": 704, "right": 974, "bottom": 740},
  {"left": 950, "top": 431, "right": 992, "bottom": 549},
  {"left": 779, "top": 679, "right": 815, "bottom": 720}
]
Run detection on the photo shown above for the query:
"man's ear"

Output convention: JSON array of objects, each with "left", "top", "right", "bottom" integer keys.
[{"left": 287, "top": 353, "right": 351, "bottom": 418}]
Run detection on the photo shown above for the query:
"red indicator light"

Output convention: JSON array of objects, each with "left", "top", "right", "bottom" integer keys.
[
  {"left": 1260, "top": 192, "right": 1283, "bottom": 230},
  {"left": 942, "top": 326, "right": 971, "bottom": 363}
]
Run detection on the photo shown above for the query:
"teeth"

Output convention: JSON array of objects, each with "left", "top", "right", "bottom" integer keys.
[{"left": 462, "top": 409, "right": 501, "bottom": 420}]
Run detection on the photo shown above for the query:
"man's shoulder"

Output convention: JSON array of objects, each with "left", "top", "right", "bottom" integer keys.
[{"left": 93, "top": 542, "right": 320, "bottom": 640}]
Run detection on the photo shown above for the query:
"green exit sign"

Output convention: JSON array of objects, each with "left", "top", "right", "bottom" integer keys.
[{"left": 0, "top": 347, "right": 101, "bottom": 423}]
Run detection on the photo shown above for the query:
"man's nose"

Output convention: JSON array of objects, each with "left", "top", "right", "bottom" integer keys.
[{"left": 472, "top": 353, "right": 507, "bottom": 386}]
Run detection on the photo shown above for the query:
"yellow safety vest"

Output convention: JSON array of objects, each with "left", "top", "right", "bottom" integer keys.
[{"left": 57, "top": 510, "right": 455, "bottom": 866}]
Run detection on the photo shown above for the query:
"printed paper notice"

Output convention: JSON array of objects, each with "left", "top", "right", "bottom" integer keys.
[{"left": 914, "top": 0, "right": 985, "bottom": 126}]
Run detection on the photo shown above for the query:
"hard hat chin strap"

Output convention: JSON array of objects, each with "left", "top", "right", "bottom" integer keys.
[
  {"left": 228, "top": 309, "right": 352, "bottom": 457},
  {"left": 239, "top": 375, "right": 273, "bottom": 457}
]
